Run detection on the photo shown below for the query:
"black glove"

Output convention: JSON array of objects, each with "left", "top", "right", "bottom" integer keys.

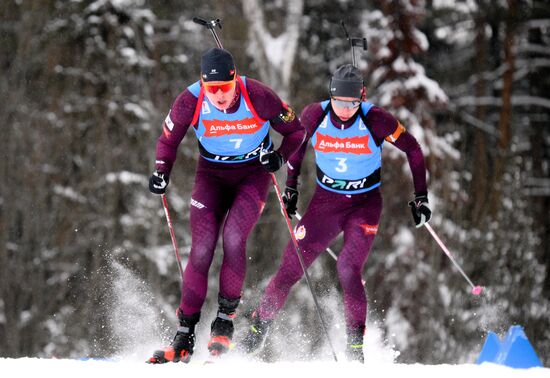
[
  {"left": 259, "top": 150, "right": 284, "bottom": 172},
  {"left": 282, "top": 186, "right": 298, "bottom": 218},
  {"left": 149, "top": 171, "right": 169, "bottom": 194},
  {"left": 408, "top": 193, "right": 432, "bottom": 228}
]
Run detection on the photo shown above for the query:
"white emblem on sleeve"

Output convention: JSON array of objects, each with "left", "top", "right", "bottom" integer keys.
[{"left": 164, "top": 113, "right": 174, "bottom": 131}]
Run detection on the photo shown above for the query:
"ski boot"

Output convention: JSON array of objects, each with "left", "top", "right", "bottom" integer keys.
[
  {"left": 345, "top": 325, "right": 365, "bottom": 363},
  {"left": 240, "top": 311, "right": 273, "bottom": 354},
  {"left": 147, "top": 310, "right": 200, "bottom": 364},
  {"left": 207, "top": 295, "right": 240, "bottom": 356}
]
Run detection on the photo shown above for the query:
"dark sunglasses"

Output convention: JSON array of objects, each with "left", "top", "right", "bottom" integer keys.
[
  {"left": 202, "top": 80, "right": 236, "bottom": 94},
  {"left": 331, "top": 98, "right": 361, "bottom": 109}
]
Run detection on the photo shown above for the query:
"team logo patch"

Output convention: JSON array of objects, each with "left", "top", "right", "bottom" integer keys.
[
  {"left": 202, "top": 118, "right": 261, "bottom": 137},
  {"left": 361, "top": 224, "right": 378, "bottom": 235},
  {"left": 294, "top": 225, "right": 306, "bottom": 240},
  {"left": 314, "top": 133, "right": 372, "bottom": 155},
  {"left": 279, "top": 106, "right": 296, "bottom": 123}
]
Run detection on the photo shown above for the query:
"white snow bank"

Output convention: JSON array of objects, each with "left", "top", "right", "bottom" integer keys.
[{"left": 0, "top": 357, "right": 548, "bottom": 378}]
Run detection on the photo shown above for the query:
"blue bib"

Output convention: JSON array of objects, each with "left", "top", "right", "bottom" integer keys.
[
  {"left": 311, "top": 101, "right": 382, "bottom": 194},
  {"left": 188, "top": 76, "right": 271, "bottom": 163}
]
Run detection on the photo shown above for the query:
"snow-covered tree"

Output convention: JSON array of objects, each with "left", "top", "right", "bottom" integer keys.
[
  {"left": 422, "top": 0, "right": 550, "bottom": 364},
  {"left": 1, "top": 0, "right": 548, "bottom": 365},
  {"left": 242, "top": 0, "right": 304, "bottom": 100}
]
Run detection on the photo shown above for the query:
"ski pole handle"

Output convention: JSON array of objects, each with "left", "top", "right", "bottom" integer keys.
[{"left": 270, "top": 173, "right": 301, "bottom": 251}]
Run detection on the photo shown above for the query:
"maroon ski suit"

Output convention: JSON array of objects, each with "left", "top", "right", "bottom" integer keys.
[
  {"left": 256, "top": 102, "right": 428, "bottom": 330},
  {"left": 155, "top": 77, "right": 305, "bottom": 317}
]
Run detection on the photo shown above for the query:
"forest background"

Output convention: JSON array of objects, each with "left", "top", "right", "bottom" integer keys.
[{"left": 1, "top": 0, "right": 549, "bottom": 365}]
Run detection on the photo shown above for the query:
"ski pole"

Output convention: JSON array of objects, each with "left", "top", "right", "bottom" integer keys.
[
  {"left": 269, "top": 172, "right": 338, "bottom": 362},
  {"left": 424, "top": 223, "right": 483, "bottom": 296},
  {"left": 193, "top": 17, "right": 224, "bottom": 49},
  {"left": 161, "top": 194, "right": 185, "bottom": 283}
]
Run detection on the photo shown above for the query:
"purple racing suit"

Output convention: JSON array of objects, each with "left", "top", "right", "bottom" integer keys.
[
  {"left": 154, "top": 77, "right": 305, "bottom": 316},
  {"left": 256, "top": 101, "right": 428, "bottom": 330}
]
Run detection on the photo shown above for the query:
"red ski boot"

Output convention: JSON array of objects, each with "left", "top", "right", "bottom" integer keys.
[
  {"left": 147, "top": 311, "right": 200, "bottom": 364},
  {"left": 207, "top": 295, "right": 240, "bottom": 356}
]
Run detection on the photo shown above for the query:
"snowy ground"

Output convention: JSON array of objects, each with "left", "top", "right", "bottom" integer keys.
[
  {"left": 0, "top": 357, "right": 548, "bottom": 378},
  {"left": 7, "top": 261, "right": 544, "bottom": 377}
]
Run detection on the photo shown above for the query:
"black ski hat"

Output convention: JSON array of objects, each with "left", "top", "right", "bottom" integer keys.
[
  {"left": 201, "top": 48, "right": 236, "bottom": 82},
  {"left": 329, "top": 64, "right": 364, "bottom": 98}
]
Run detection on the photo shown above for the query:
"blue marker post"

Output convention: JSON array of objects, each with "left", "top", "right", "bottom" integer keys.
[{"left": 477, "top": 325, "right": 543, "bottom": 369}]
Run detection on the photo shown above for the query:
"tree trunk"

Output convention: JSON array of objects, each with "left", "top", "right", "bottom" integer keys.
[
  {"left": 490, "top": 0, "right": 516, "bottom": 216},
  {"left": 470, "top": 10, "right": 490, "bottom": 225},
  {"left": 241, "top": 0, "right": 304, "bottom": 100}
]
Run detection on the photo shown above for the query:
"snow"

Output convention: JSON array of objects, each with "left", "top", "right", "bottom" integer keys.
[
  {"left": 105, "top": 171, "right": 146, "bottom": 185},
  {"left": 456, "top": 95, "right": 550, "bottom": 109},
  {"left": 242, "top": 0, "right": 303, "bottom": 99},
  {"left": 87, "top": 0, "right": 146, "bottom": 12},
  {"left": 389, "top": 58, "right": 448, "bottom": 104},
  {"left": 8, "top": 260, "right": 543, "bottom": 377},
  {"left": 386, "top": 305, "right": 412, "bottom": 350},
  {"left": 0, "top": 357, "right": 548, "bottom": 378},
  {"left": 53, "top": 185, "right": 87, "bottom": 204},
  {"left": 0, "top": 299, "right": 5, "bottom": 324},
  {"left": 433, "top": 0, "right": 478, "bottom": 13},
  {"left": 434, "top": 20, "right": 476, "bottom": 46},
  {"left": 142, "top": 244, "right": 183, "bottom": 275},
  {"left": 124, "top": 102, "right": 150, "bottom": 120},
  {"left": 119, "top": 47, "right": 156, "bottom": 67},
  {"left": 413, "top": 29, "right": 429, "bottom": 52}
]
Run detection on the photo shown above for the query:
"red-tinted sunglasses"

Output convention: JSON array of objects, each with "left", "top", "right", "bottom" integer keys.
[{"left": 202, "top": 80, "right": 236, "bottom": 94}]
